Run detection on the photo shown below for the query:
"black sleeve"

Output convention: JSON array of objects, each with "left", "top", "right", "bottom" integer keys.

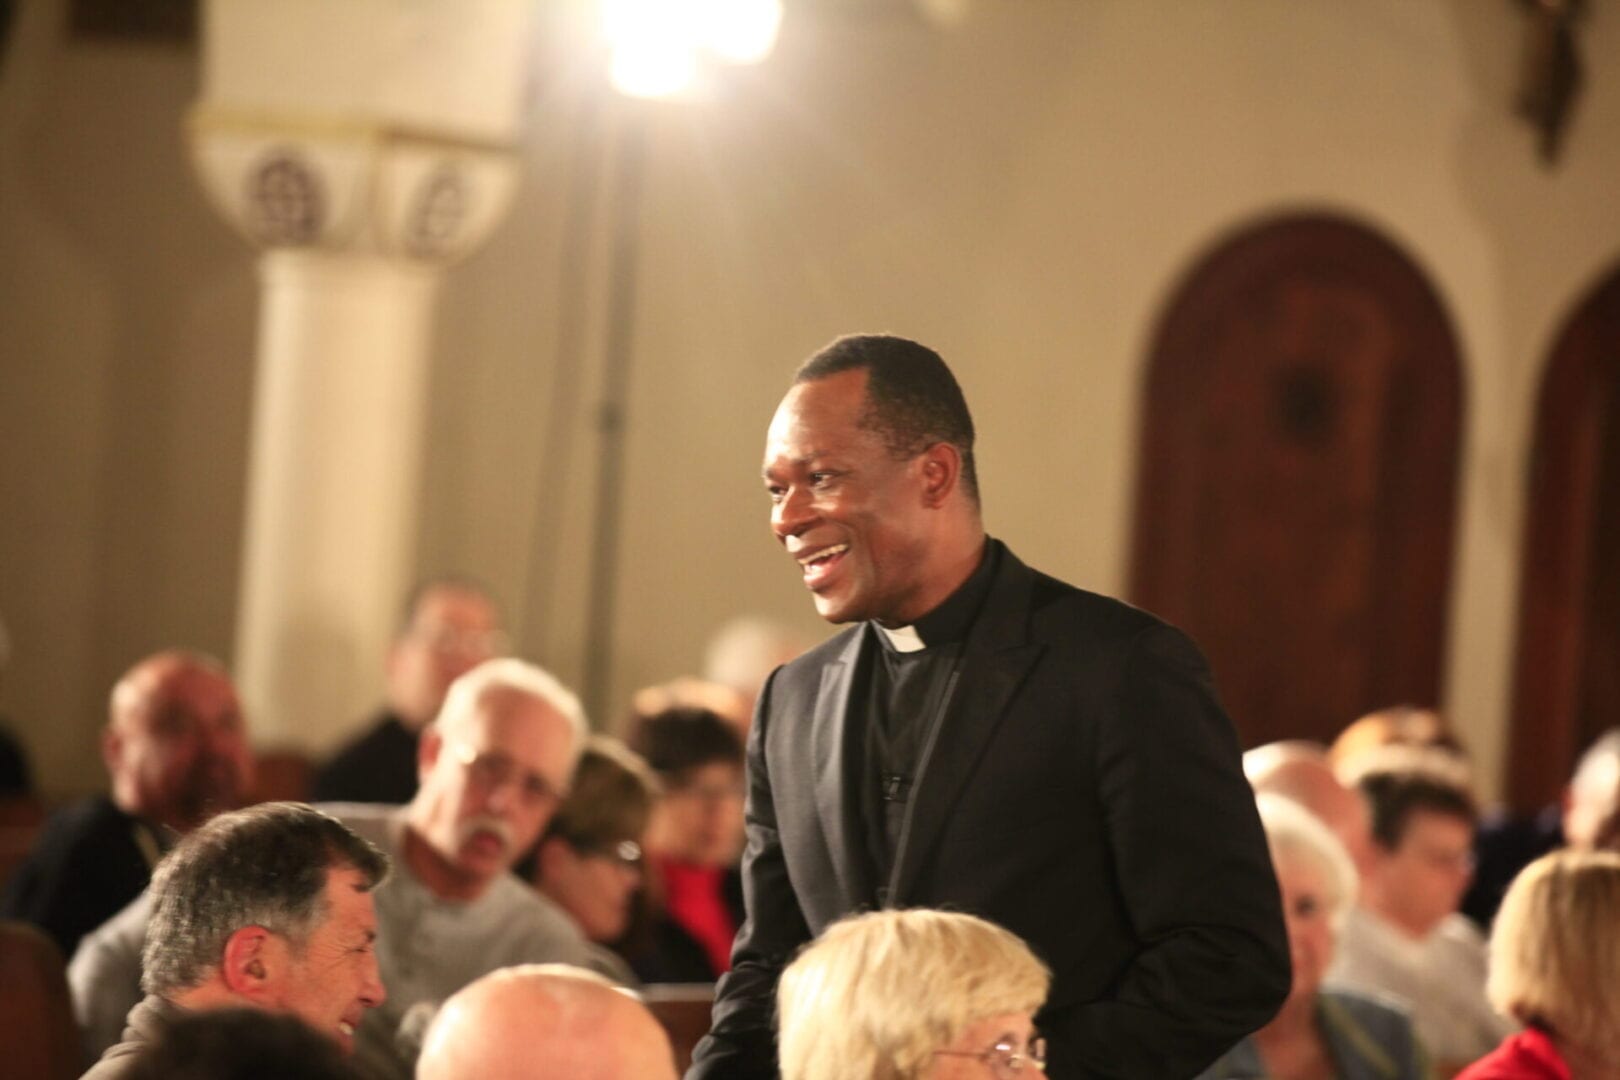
[
  {"left": 1052, "top": 623, "right": 1291, "bottom": 1078},
  {"left": 1, "top": 808, "right": 148, "bottom": 960},
  {"left": 685, "top": 670, "right": 810, "bottom": 1080}
]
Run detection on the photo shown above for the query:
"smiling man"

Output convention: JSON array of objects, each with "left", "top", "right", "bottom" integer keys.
[
  {"left": 688, "top": 334, "right": 1291, "bottom": 1079},
  {"left": 82, "top": 802, "right": 388, "bottom": 1080}
]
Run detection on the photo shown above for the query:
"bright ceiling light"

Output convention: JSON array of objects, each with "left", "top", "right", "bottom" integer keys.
[
  {"left": 601, "top": 0, "right": 781, "bottom": 98},
  {"left": 699, "top": 0, "right": 784, "bottom": 65},
  {"left": 610, "top": 39, "right": 699, "bottom": 99}
]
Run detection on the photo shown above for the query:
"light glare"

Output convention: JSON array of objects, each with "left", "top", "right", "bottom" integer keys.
[
  {"left": 601, "top": 0, "right": 781, "bottom": 97},
  {"left": 610, "top": 39, "right": 699, "bottom": 99},
  {"left": 700, "top": 0, "right": 784, "bottom": 65}
]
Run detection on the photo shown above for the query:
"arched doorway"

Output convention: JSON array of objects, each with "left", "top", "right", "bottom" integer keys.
[
  {"left": 1130, "top": 213, "right": 1464, "bottom": 748},
  {"left": 1506, "top": 261, "right": 1620, "bottom": 814}
]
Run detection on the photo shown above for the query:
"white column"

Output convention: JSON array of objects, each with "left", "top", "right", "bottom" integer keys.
[
  {"left": 189, "top": 0, "right": 536, "bottom": 751},
  {"left": 236, "top": 252, "right": 439, "bottom": 748}
]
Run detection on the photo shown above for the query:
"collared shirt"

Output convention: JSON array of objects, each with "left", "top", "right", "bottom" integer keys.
[{"left": 857, "top": 539, "right": 998, "bottom": 899}]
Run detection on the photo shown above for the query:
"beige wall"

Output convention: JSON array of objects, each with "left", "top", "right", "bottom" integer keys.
[{"left": 3, "top": 0, "right": 1618, "bottom": 799}]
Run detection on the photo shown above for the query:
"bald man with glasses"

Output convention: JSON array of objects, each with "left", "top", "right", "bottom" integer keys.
[{"left": 70, "top": 659, "right": 632, "bottom": 1079}]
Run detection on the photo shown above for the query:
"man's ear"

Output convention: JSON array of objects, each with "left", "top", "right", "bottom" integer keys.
[
  {"left": 917, "top": 443, "right": 961, "bottom": 508},
  {"left": 220, "top": 926, "right": 278, "bottom": 1000},
  {"left": 418, "top": 725, "right": 443, "bottom": 781},
  {"left": 100, "top": 727, "right": 123, "bottom": 774}
]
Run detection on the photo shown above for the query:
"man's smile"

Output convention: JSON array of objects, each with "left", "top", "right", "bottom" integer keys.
[{"left": 796, "top": 543, "right": 849, "bottom": 588}]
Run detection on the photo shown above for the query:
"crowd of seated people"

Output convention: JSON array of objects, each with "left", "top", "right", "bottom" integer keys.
[{"left": 8, "top": 590, "right": 1620, "bottom": 1080}]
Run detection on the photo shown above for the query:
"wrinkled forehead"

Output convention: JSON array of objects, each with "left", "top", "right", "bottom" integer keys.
[{"left": 455, "top": 687, "right": 576, "bottom": 764}]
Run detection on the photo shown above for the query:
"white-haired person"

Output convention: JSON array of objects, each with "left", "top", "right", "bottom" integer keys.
[
  {"left": 777, "top": 909, "right": 1050, "bottom": 1080},
  {"left": 1196, "top": 794, "right": 1427, "bottom": 1080},
  {"left": 1455, "top": 850, "right": 1620, "bottom": 1079}
]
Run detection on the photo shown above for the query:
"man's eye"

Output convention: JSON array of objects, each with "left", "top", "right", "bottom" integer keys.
[
  {"left": 766, "top": 486, "right": 785, "bottom": 502},
  {"left": 809, "top": 471, "right": 833, "bottom": 485}
]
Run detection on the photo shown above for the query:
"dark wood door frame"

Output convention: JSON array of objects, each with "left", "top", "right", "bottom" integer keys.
[
  {"left": 1506, "top": 260, "right": 1620, "bottom": 814},
  {"left": 1131, "top": 212, "right": 1465, "bottom": 749}
]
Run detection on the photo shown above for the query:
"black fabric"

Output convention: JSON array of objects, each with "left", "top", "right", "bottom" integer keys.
[
  {"left": 1463, "top": 805, "right": 1563, "bottom": 930},
  {"left": 0, "top": 795, "right": 164, "bottom": 959},
  {"left": 856, "top": 541, "right": 995, "bottom": 891},
  {"left": 311, "top": 711, "right": 420, "bottom": 805},
  {"left": 628, "top": 867, "right": 747, "bottom": 985},
  {"left": 0, "top": 715, "right": 31, "bottom": 795},
  {"left": 687, "top": 540, "right": 1291, "bottom": 1080}
]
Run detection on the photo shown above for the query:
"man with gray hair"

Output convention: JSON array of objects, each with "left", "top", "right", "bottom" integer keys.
[
  {"left": 82, "top": 802, "right": 389, "bottom": 1080},
  {"left": 72, "top": 658, "right": 628, "bottom": 1079}
]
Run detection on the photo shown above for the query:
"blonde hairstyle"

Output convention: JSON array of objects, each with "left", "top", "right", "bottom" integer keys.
[
  {"left": 777, "top": 910, "right": 1050, "bottom": 1080},
  {"left": 1487, "top": 850, "right": 1620, "bottom": 1058},
  {"left": 1255, "top": 793, "right": 1359, "bottom": 932}
]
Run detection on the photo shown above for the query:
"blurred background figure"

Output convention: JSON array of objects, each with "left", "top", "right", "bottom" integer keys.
[
  {"left": 1330, "top": 706, "right": 1467, "bottom": 779},
  {"left": 121, "top": 1009, "right": 362, "bottom": 1080},
  {"left": 1196, "top": 794, "right": 1426, "bottom": 1080},
  {"left": 313, "top": 577, "right": 506, "bottom": 805},
  {"left": 416, "top": 964, "right": 677, "bottom": 1080},
  {"left": 776, "top": 908, "right": 1050, "bottom": 1080},
  {"left": 2, "top": 651, "right": 253, "bottom": 959},
  {"left": 523, "top": 735, "right": 659, "bottom": 951},
  {"left": 624, "top": 705, "right": 745, "bottom": 984},
  {"left": 1456, "top": 850, "right": 1620, "bottom": 1080},
  {"left": 1246, "top": 740, "right": 1377, "bottom": 881},
  {"left": 701, "top": 616, "right": 813, "bottom": 736},
  {"left": 1466, "top": 727, "right": 1618, "bottom": 929},
  {"left": 1329, "top": 756, "right": 1512, "bottom": 1074}
]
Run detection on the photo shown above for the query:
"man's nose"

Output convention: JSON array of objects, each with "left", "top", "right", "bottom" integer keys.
[
  {"left": 361, "top": 953, "right": 386, "bottom": 1007},
  {"left": 772, "top": 487, "right": 815, "bottom": 539}
]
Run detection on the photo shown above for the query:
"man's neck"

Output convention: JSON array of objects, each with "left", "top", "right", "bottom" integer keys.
[
  {"left": 400, "top": 823, "right": 493, "bottom": 902},
  {"left": 876, "top": 528, "right": 987, "bottom": 629}
]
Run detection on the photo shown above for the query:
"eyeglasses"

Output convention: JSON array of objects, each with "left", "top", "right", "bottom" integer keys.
[
  {"left": 449, "top": 741, "right": 566, "bottom": 807},
  {"left": 577, "top": 838, "right": 644, "bottom": 870},
  {"left": 932, "top": 1035, "right": 1046, "bottom": 1079}
]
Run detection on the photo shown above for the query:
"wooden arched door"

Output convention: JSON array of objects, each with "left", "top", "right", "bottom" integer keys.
[
  {"left": 1506, "top": 261, "right": 1620, "bottom": 813},
  {"left": 1131, "top": 213, "right": 1464, "bottom": 748}
]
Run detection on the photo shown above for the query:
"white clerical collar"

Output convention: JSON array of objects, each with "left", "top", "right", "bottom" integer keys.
[{"left": 876, "top": 623, "right": 927, "bottom": 653}]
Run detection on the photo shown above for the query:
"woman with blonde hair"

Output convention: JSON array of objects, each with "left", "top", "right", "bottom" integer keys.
[
  {"left": 777, "top": 909, "right": 1050, "bottom": 1079},
  {"left": 1456, "top": 849, "right": 1620, "bottom": 1079}
]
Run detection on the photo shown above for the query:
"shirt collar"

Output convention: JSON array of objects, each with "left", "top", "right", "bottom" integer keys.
[{"left": 874, "top": 538, "right": 996, "bottom": 652}]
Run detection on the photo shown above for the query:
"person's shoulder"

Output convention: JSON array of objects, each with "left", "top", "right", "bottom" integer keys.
[
  {"left": 769, "top": 624, "right": 862, "bottom": 683},
  {"left": 1320, "top": 986, "right": 1417, "bottom": 1032},
  {"left": 1319, "top": 988, "right": 1425, "bottom": 1078}
]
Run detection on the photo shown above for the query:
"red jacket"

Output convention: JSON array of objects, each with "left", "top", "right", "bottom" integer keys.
[{"left": 1455, "top": 1030, "right": 1571, "bottom": 1080}]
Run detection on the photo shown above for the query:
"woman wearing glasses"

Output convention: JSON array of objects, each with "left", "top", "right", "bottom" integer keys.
[
  {"left": 1196, "top": 794, "right": 1427, "bottom": 1080},
  {"left": 777, "top": 908, "right": 1049, "bottom": 1079}
]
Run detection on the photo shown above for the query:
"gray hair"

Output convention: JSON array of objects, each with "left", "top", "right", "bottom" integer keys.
[
  {"left": 1256, "top": 792, "right": 1359, "bottom": 932},
  {"left": 433, "top": 658, "right": 589, "bottom": 760},
  {"left": 142, "top": 803, "right": 388, "bottom": 996}
]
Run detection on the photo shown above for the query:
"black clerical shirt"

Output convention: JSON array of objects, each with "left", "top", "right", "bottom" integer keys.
[{"left": 857, "top": 540, "right": 999, "bottom": 903}]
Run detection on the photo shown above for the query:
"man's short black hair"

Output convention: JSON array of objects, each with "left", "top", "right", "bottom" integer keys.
[
  {"left": 625, "top": 707, "right": 743, "bottom": 785},
  {"left": 795, "top": 334, "right": 979, "bottom": 506},
  {"left": 1358, "top": 768, "right": 1478, "bottom": 851}
]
